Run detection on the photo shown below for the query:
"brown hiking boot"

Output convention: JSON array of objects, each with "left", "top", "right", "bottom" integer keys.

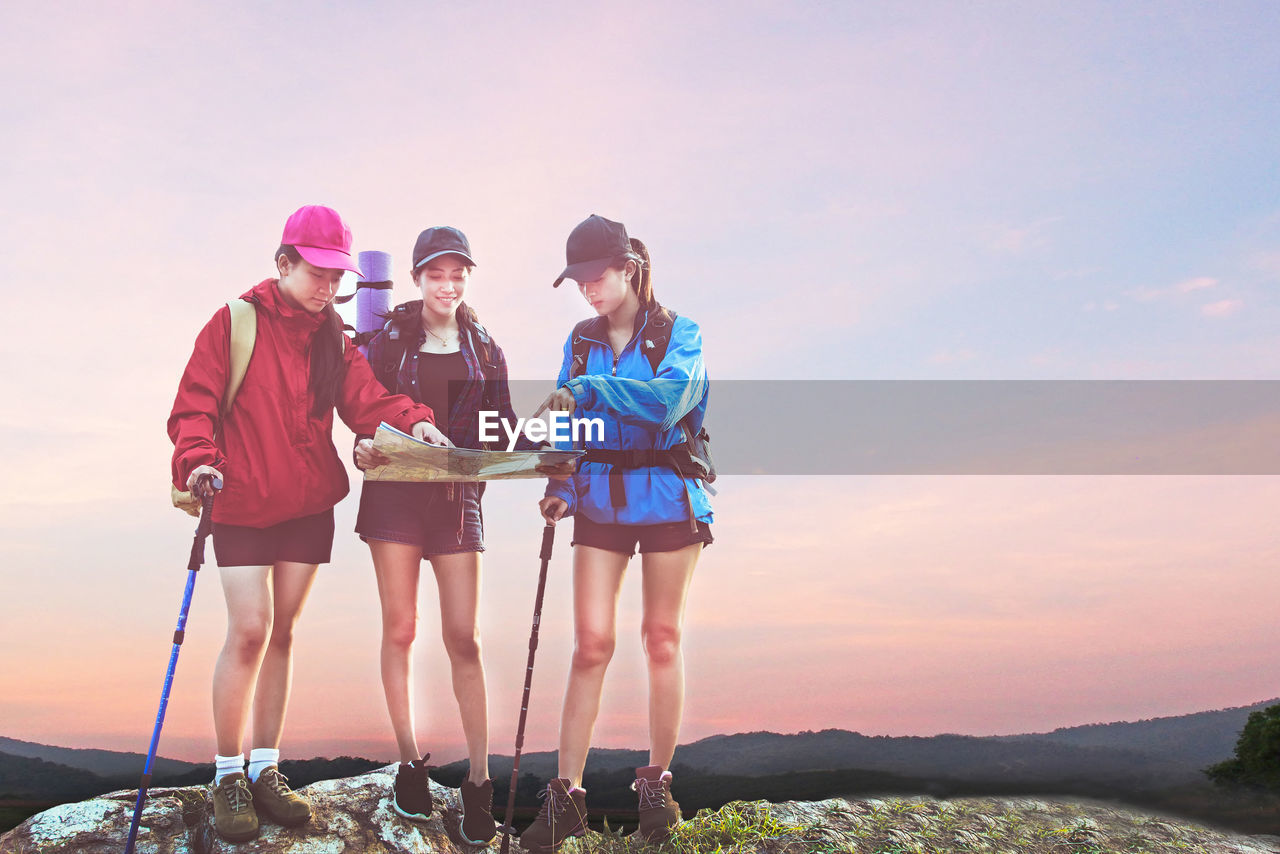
[
  {"left": 632, "top": 765, "right": 680, "bottom": 843},
  {"left": 248, "top": 765, "right": 312, "bottom": 827},
  {"left": 392, "top": 754, "right": 434, "bottom": 822},
  {"left": 518, "top": 778, "right": 587, "bottom": 852},
  {"left": 459, "top": 777, "right": 497, "bottom": 844},
  {"left": 211, "top": 772, "right": 259, "bottom": 842}
]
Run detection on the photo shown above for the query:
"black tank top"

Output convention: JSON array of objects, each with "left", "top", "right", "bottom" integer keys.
[{"left": 416, "top": 350, "right": 467, "bottom": 436}]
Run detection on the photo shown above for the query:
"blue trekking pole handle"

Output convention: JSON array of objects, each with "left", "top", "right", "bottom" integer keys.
[{"left": 124, "top": 475, "right": 220, "bottom": 854}]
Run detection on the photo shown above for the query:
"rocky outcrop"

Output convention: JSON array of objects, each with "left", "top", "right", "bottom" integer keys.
[
  {"left": 767, "top": 797, "right": 1280, "bottom": 854},
  {"left": 0, "top": 764, "right": 482, "bottom": 853},
  {"left": 5, "top": 767, "right": 1280, "bottom": 853}
]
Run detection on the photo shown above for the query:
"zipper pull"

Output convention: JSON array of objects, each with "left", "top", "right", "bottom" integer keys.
[{"left": 612, "top": 357, "right": 618, "bottom": 376}]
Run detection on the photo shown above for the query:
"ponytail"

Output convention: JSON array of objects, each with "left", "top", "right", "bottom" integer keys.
[{"left": 624, "top": 237, "right": 656, "bottom": 308}]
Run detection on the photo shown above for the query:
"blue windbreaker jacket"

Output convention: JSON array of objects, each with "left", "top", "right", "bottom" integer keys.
[{"left": 544, "top": 307, "right": 713, "bottom": 526}]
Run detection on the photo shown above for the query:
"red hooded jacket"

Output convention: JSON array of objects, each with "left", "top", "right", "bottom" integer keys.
[{"left": 168, "top": 279, "right": 434, "bottom": 527}]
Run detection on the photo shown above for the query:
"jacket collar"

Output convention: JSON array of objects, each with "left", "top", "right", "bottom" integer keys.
[
  {"left": 389, "top": 299, "right": 488, "bottom": 351},
  {"left": 242, "top": 278, "right": 326, "bottom": 329},
  {"left": 578, "top": 305, "right": 655, "bottom": 346}
]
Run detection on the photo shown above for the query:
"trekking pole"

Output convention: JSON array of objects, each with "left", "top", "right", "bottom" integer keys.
[
  {"left": 124, "top": 474, "right": 220, "bottom": 854},
  {"left": 498, "top": 523, "right": 556, "bottom": 853}
]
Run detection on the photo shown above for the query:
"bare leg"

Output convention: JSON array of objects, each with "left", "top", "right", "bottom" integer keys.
[
  {"left": 371, "top": 539, "right": 426, "bottom": 764},
  {"left": 640, "top": 543, "right": 702, "bottom": 770},
  {"left": 213, "top": 565, "right": 272, "bottom": 757},
  {"left": 430, "top": 551, "right": 489, "bottom": 784},
  {"left": 251, "top": 561, "right": 319, "bottom": 750},
  {"left": 557, "top": 545, "right": 629, "bottom": 786}
]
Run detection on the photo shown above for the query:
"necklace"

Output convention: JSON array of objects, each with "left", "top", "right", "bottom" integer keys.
[{"left": 420, "top": 325, "right": 460, "bottom": 353}]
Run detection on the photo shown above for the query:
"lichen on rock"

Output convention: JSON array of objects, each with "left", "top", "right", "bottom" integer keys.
[{"left": 6, "top": 770, "right": 1280, "bottom": 854}]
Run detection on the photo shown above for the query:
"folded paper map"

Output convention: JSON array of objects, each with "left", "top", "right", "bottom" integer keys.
[{"left": 363, "top": 422, "right": 583, "bottom": 482}]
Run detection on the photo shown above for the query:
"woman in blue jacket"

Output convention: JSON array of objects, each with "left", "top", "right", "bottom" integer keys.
[{"left": 520, "top": 215, "right": 712, "bottom": 852}]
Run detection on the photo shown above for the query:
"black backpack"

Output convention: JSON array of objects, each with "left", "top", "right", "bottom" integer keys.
[{"left": 374, "top": 301, "right": 499, "bottom": 418}]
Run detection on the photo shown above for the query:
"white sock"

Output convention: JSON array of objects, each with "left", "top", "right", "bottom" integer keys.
[
  {"left": 214, "top": 753, "right": 244, "bottom": 784},
  {"left": 247, "top": 747, "right": 281, "bottom": 782}
]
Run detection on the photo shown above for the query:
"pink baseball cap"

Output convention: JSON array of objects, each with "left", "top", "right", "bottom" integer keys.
[{"left": 281, "top": 204, "right": 363, "bottom": 277}]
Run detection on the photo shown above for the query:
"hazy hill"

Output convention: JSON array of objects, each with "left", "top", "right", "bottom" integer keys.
[
  {"left": 448, "top": 699, "right": 1276, "bottom": 790},
  {"left": 679, "top": 731, "right": 1194, "bottom": 787},
  {"left": 9, "top": 697, "right": 1273, "bottom": 801},
  {"left": 0, "top": 736, "right": 199, "bottom": 779},
  {"left": 996, "top": 698, "right": 1275, "bottom": 767},
  {"left": 0, "top": 752, "right": 115, "bottom": 800}
]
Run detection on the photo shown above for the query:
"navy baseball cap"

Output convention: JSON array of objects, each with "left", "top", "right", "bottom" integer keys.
[
  {"left": 552, "top": 214, "right": 640, "bottom": 287},
  {"left": 412, "top": 226, "right": 476, "bottom": 270}
]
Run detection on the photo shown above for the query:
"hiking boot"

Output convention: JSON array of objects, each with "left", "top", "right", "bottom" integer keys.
[
  {"left": 632, "top": 765, "right": 681, "bottom": 843},
  {"left": 459, "top": 777, "right": 497, "bottom": 844},
  {"left": 393, "top": 753, "right": 434, "bottom": 822},
  {"left": 211, "top": 772, "right": 259, "bottom": 842},
  {"left": 249, "top": 765, "right": 312, "bottom": 827},
  {"left": 518, "top": 778, "right": 587, "bottom": 853}
]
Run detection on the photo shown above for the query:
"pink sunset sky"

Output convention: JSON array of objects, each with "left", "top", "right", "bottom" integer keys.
[{"left": 2, "top": 2, "right": 1280, "bottom": 764}]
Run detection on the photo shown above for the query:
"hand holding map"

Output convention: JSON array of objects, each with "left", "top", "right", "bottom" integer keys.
[{"left": 362, "top": 423, "right": 583, "bottom": 482}]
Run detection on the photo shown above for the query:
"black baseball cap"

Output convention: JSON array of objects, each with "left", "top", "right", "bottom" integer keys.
[
  {"left": 412, "top": 226, "right": 476, "bottom": 270},
  {"left": 552, "top": 214, "right": 639, "bottom": 287}
]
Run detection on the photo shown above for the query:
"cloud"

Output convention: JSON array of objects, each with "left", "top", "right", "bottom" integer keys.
[
  {"left": 1176, "top": 276, "right": 1218, "bottom": 293},
  {"left": 1128, "top": 287, "right": 1167, "bottom": 303},
  {"left": 1201, "top": 299, "right": 1243, "bottom": 317},
  {"left": 930, "top": 348, "right": 978, "bottom": 364},
  {"left": 1128, "top": 276, "right": 1219, "bottom": 303},
  {"left": 986, "top": 216, "right": 1063, "bottom": 254}
]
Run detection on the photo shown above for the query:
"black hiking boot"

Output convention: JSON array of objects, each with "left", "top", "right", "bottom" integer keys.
[
  {"left": 393, "top": 753, "right": 434, "bottom": 822},
  {"left": 459, "top": 777, "right": 497, "bottom": 844}
]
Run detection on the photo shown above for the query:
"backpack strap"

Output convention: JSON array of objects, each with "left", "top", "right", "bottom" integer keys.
[
  {"left": 568, "top": 317, "right": 598, "bottom": 381},
  {"left": 569, "top": 306, "right": 676, "bottom": 380},
  {"left": 635, "top": 305, "right": 702, "bottom": 450},
  {"left": 466, "top": 310, "right": 493, "bottom": 367},
  {"left": 172, "top": 298, "right": 256, "bottom": 515},
  {"left": 640, "top": 306, "right": 676, "bottom": 377},
  {"left": 466, "top": 317, "right": 499, "bottom": 413},
  {"left": 222, "top": 298, "right": 257, "bottom": 418},
  {"left": 372, "top": 302, "right": 422, "bottom": 391}
]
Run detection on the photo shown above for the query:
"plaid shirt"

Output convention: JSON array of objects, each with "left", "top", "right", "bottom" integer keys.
[{"left": 364, "top": 302, "right": 533, "bottom": 451}]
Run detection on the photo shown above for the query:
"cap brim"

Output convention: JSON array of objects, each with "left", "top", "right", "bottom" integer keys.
[
  {"left": 414, "top": 250, "right": 477, "bottom": 269},
  {"left": 551, "top": 257, "right": 612, "bottom": 288},
  {"left": 296, "top": 245, "right": 363, "bottom": 277}
]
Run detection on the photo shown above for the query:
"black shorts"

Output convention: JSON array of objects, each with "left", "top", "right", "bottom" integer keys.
[
  {"left": 355, "top": 481, "right": 484, "bottom": 556},
  {"left": 212, "top": 508, "right": 335, "bottom": 567},
  {"left": 571, "top": 513, "right": 713, "bottom": 557}
]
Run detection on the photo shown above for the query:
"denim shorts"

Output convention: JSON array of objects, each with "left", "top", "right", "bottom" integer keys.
[
  {"left": 571, "top": 513, "right": 713, "bottom": 556},
  {"left": 212, "top": 508, "right": 335, "bottom": 567},
  {"left": 355, "top": 481, "right": 484, "bottom": 556}
]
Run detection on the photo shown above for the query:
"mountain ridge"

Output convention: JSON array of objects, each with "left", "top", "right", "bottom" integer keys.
[
  {"left": 6, "top": 696, "right": 1272, "bottom": 794},
  {"left": 0, "top": 736, "right": 200, "bottom": 779}
]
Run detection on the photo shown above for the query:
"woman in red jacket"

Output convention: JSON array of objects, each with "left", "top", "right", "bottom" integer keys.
[{"left": 168, "top": 205, "right": 444, "bottom": 844}]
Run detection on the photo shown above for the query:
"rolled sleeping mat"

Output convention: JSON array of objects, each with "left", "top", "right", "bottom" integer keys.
[{"left": 356, "top": 250, "right": 394, "bottom": 357}]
